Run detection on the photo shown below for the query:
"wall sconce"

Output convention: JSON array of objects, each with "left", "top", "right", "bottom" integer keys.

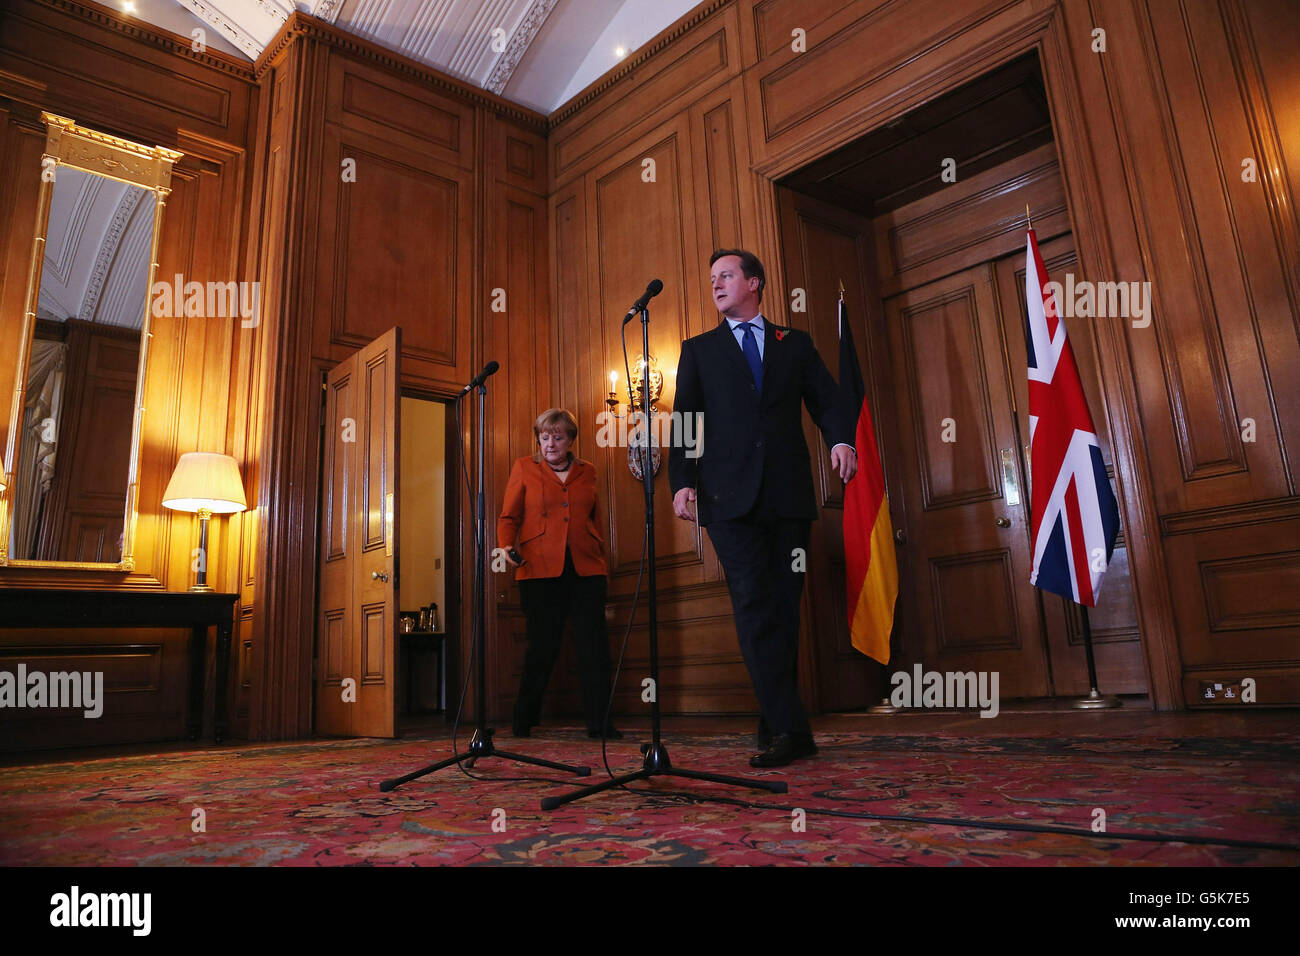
[
  {"left": 605, "top": 355, "right": 663, "bottom": 417},
  {"left": 606, "top": 354, "right": 664, "bottom": 479},
  {"left": 162, "top": 452, "right": 247, "bottom": 592}
]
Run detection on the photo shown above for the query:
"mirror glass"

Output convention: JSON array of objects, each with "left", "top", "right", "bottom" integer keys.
[{"left": 8, "top": 165, "right": 155, "bottom": 563}]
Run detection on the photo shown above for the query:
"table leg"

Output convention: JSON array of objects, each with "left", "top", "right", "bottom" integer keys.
[
  {"left": 215, "top": 619, "right": 231, "bottom": 744},
  {"left": 436, "top": 636, "right": 444, "bottom": 713},
  {"left": 187, "top": 626, "right": 205, "bottom": 741}
]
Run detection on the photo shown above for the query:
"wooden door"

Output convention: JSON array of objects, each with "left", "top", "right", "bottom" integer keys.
[
  {"left": 885, "top": 264, "right": 1051, "bottom": 697},
  {"left": 775, "top": 184, "right": 895, "bottom": 711},
  {"left": 993, "top": 235, "right": 1146, "bottom": 695},
  {"left": 317, "top": 327, "right": 401, "bottom": 737}
]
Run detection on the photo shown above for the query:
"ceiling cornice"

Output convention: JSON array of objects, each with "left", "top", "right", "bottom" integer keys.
[
  {"left": 547, "top": 0, "right": 731, "bottom": 128},
  {"left": 27, "top": 0, "right": 257, "bottom": 80},
  {"left": 484, "top": 0, "right": 557, "bottom": 96},
  {"left": 254, "top": 11, "right": 550, "bottom": 133}
]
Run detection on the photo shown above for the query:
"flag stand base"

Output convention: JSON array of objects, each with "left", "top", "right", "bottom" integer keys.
[
  {"left": 1068, "top": 604, "right": 1120, "bottom": 709},
  {"left": 1070, "top": 688, "right": 1122, "bottom": 709},
  {"left": 867, "top": 697, "right": 901, "bottom": 715}
]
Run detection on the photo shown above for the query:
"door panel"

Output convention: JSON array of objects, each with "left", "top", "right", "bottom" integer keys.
[
  {"left": 886, "top": 264, "right": 1051, "bottom": 697},
  {"left": 993, "top": 236, "right": 1146, "bottom": 695},
  {"left": 317, "top": 327, "right": 401, "bottom": 737},
  {"left": 318, "top": 360, "right": 355, "bottom": 736},
  {"left": 776, "top": 184, "right": 890, "bottom": 711},
  {"left": 354, "top": 333, "right": 399, "bottom": 736}
]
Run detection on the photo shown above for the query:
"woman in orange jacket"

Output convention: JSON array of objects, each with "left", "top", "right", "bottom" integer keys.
[{"left": 497, "top": 408, "right": 620, "bottom": 739}]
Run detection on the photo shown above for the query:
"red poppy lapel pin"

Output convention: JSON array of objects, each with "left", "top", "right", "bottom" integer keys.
[{"left": 774, "top": 327, "right": 786, "bottom": 341}]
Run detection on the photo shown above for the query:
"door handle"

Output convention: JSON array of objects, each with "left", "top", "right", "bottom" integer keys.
[
  {"left": 995, "top": 517, "right": 1011, "bottom": 528},
  {"left": 372, "top": 570, "right": 390, "bottom": 582},
  {"left": 1000, "top": 448, "right": 1021, "bottom": 507}
]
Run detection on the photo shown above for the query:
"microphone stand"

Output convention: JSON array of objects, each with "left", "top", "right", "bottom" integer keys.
[
  {"left": 380, "top": 378, "right": 590, "bottom": 792},
  {"left": 541, "top": 302, "right": 787, "bottom": 810}
]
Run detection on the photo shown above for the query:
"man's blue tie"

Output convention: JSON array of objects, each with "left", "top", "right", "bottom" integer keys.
[{"left": 737, "top": 321, "right": 762, "bottom": 392}]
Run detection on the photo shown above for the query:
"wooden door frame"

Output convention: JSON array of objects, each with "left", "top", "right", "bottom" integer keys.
[{"left": 748, "top": 32, "right": 1182, "bottom": 709}]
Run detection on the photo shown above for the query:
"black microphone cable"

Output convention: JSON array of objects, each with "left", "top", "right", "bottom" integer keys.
[
  {"left": 589, "top": 318, "right": 1300, "bottom": 854},
  {"left": 442, "top": 393, "right": 577, "bottom": 785},
  {"left": 591, "top": 304, "right": 663, "bottom": 789},
  {"left": 589, "top": 781, "right": 1300, "bottom": 853}
]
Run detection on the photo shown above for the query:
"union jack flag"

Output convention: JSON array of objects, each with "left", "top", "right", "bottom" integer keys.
[{"left": 1025, "top": 229, "right": 1120, "bottom": 606}]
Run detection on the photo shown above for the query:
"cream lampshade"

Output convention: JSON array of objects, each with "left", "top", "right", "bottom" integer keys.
[{"left": 162, "top": 452, "right": 247, "bottom": 591}]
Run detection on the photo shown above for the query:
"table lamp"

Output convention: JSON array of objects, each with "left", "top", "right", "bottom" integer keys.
[{"left": 162, "top": 452, "right": 247, "bottom": 591}]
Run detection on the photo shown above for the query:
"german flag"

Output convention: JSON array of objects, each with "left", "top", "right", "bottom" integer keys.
[{"left": 839, "top": 296, "right": 898, "bottom": 664}]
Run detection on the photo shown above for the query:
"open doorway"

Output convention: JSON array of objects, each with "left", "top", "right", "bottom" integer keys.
[
  {"left": 776, "top": 52, "right": 1145, "bottom": 710},
  {"left": 397, "top": 394, "right": 454, "bottom": 736}
]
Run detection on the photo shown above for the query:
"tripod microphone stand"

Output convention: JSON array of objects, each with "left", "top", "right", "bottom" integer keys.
[
  {"left": 380, "top": 371, "right": 590, "bottom": 792},
  {"left": 540, "top": 301, "right": 787, "bottom": 811}
]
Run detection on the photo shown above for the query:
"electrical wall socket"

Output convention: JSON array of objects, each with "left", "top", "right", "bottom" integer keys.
[{"left": 1198, "top": 679, "right": 1245, "bottom": 703}]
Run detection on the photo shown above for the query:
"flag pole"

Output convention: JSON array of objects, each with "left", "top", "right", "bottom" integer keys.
[
  {"left": 1070, "top": 601, "right": 1122, "bottom": 709},
  {"left": 1025, "top": 213, "right": 1120, "bottom": 711},
  {"left": 840, "top": 276, "right": 901, "bottom": 716},
  {"left": 867, "top": 614, "right": 902, "bottom": 714}
]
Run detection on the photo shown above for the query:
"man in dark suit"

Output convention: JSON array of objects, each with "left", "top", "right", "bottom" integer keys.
[{"left": 670, "top": 249, "right": 857, "bottom": 767}]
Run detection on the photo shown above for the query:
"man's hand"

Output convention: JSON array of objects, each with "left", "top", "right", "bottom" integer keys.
[
  {"left": 831, "top": 445, "right": 858, "bottom": 483},
  {"left": 673, "top": 487, "right": 697, "bottom": 521}
]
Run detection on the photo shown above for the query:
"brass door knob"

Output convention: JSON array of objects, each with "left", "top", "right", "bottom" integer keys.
[
  {"left": 371, "top": 570, "right": 390, "bottom": 582},
  {"left": 895, "top": 528, "right": 907, "bottom": 543},
  {"left": 995, "top": 517, "right": 1011, "bottom": 528}
]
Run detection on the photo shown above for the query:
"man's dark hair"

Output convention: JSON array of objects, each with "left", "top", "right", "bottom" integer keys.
[{"left": 710, "top": 248, "right": 766, "bottom": 302}]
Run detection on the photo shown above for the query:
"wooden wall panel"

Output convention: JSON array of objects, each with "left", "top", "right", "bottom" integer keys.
[
  {"left": 587, "top": 127, "right": 703, "bottom": 580},
  {"left": 313, "top": 126, "right": 473, "bottom": 370},
  {"left": 776, "top": 185, "right": 888, "bottom": 711},
  {"left": 1167, "top": 516, "right": 1300, "bottom": 705},
  {"left": 749, "top": 0, "right": 857, "bottom": 60},
  {"left": 481, "top": 111, "right": 551, "bottom": 718},
  {"left": 0, "top": 0, "right": 256, "bottom": 749},
  {"left": 248, "top": 16, "right": 550, "bottom": 730},
  {"left": 541, "top": 100, "right": 754, "bottom": 716},
  {"left": 549, "top": 3, "right": 742, "bottom": 189},
  {"left": 548, "top": 0, "right": 1300, "bottom": 711},
  {"left": 742, "top": 0, "right": 1054, "bottom": 171},
  {"left": 1097, "top": 0, "right": 1281, "bottom": 510},
  {"left": 0, "top": 635, "right": 186, "bottom": 751}
]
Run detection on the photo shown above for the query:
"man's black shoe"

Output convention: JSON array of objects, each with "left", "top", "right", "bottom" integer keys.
[{"left": 748, "top": 733, "right": 818, "bottom": 768}]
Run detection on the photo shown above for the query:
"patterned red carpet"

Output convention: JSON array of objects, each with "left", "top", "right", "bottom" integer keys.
[{"left": 2, "top": 730, "right": 1297, "bottom": 865}]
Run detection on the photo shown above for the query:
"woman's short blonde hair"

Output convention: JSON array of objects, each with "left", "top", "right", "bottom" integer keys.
[{"left": 532, "top": 408, "right": 578, "bottom": 463}]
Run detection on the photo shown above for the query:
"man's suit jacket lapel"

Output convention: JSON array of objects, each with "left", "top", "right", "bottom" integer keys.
[
  {"left": 760, "top": 322, "right": 792, "bottom": 406},
  {"left": 709, "top": 321, "right": 755, "bottom": 396}
]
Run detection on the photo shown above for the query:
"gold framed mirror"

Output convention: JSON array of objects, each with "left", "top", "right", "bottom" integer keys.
[{"left": 0, "top": 114, "right": 181, "bottom": 570}]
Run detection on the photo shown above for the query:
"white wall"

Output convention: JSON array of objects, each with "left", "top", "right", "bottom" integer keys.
[{"left": 400, "top": 397, "right": 446, "bottom": 628}]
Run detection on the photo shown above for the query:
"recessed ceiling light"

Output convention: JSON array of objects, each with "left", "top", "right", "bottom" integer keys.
[
  {"left": 615, "top": 46, "right": 626, "bottom": 58},
  {"left": 122, "top": 0, "right": 136, "bottom": 12}
]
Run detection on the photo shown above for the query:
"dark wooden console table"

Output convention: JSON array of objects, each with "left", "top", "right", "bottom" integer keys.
[{"left": 0, "top": 589, "right": 237, "bottom": 743}]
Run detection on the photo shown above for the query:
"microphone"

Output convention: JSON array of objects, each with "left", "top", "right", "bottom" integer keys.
[
  {"left": 622, "top": 279, "right": 664, "bottom": 324},
  {"left": 458, "top": 360, "right": 499, "bottom": 395}
]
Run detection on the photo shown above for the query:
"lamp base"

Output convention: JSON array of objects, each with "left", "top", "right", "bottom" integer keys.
[{"left": 188, "top": 583, "right": 215, "bottom": 593}]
